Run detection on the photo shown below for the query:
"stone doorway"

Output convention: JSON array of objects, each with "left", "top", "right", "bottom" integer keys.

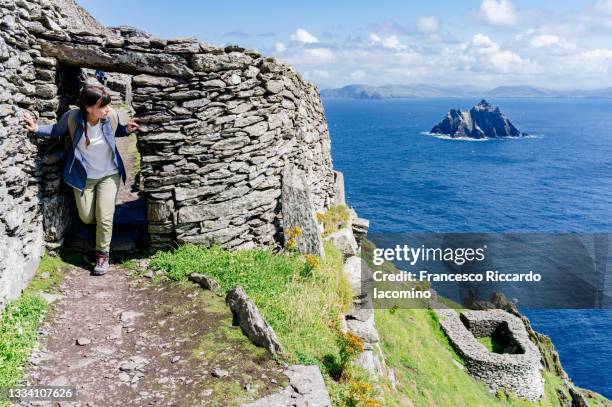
[{"left": 55, "top": 63, "right": 148, "bottom": 256}]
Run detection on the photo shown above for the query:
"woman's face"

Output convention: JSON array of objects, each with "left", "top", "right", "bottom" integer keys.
[{"left": 86, "top": 98, "right": 110, "bottom": 122}]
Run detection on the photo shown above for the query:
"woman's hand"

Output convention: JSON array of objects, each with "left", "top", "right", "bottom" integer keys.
[
  {"left": 127, "top": 118, "right": 140, "bottom": 133},
  {"left": 22, "top": 112, "right": 38, "bottom": 133}
]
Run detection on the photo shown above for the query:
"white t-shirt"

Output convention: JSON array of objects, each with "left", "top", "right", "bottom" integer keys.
[{"left": 77, "top": 121, "right": 118, "bottom": 179}]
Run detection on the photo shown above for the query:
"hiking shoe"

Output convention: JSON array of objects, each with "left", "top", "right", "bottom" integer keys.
[{"left": 92, "top": 251, "right": 109, "bottom": 276}]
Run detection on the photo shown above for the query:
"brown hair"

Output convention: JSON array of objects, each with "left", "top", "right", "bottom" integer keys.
[
  {"left": 76, "top": 84, "right": 111, "bottom": 147},
  {"left": 76, "top": 84, "right": 111, "bottom": 113}
]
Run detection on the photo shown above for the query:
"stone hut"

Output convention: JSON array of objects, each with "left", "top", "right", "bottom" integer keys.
[
  {"left": 432, "top": 304, "right": 544, "bottom": 400},
  {"left": 0, "top": 0, "right": 342, "bottom": 308}
]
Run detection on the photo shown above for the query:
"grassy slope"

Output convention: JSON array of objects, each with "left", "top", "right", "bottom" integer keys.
[{"left": 359, "top": 239, "right": 611, "bottom": 407}]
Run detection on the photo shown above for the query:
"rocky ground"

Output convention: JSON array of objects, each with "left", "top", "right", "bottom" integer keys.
[{"left": 15, "top": 263, "right": 288, "bottom": 407}]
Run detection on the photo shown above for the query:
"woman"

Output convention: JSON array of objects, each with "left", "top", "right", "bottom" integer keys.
[{"left": 23, "top": 84, "right": 140, "bottom": 276}]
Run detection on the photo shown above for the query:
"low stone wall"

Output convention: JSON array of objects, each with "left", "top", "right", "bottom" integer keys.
[{"left": 432, "top": 304, "right": 544, "bottom": 400}]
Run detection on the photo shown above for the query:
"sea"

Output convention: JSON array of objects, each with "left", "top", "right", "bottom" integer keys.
[{"left": 323, "top": 97, "right": 612, "bottom": 398}]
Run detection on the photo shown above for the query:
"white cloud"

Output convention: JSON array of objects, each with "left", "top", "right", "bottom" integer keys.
[
  {"left": 291, "top": 28, "right": 318, "bottom": 44},
  {"left": 479, "top": 0, "right": 518, "bottom": 26},
  {"left": 530, "top": 34, "right": 576, "bottom": 50},
  {"left": 350, "top": 70, "right": 367, "bottom": 80},
  {"left": 369, "top": 33, "right": 381, "bottom": 43},
  {"left": 271, "top": 13, "right": 612, "bottom": 88},
  {"left": 310, "top": 69, "right": 331, "bottom": 79},
  {"left": 595, "top": 0, "right": 612, "bottom": 14},
  {"left": 575, "top": 49, "right": 612, "bottom": 73},
  {"left": 417, "top": 16, "right": 440, "bottom": 34},
  {"left": 446, "top": 33, "right": 539, "bottom": 74},
  {"left": 369, "top": 33, "right": 407, "bottom": 50},
  {"left": 275, "top": 42, "right": 287, "bottom": 53},
  {"left": 472, "top": 33, "right": 496, "bottom": 47},
  {"left": 302, "top": 48, "right": 335, "bottom": 64}
]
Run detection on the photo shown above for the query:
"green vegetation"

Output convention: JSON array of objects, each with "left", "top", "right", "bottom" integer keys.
[
  {"left": 0, "top": 252, "right": 71, "bottom": 407},
  {"left": 360, "top": 238, "right": 610, "bottom": 407},
  {"left": 0, "top": 294, "right": 47, "bottom": 405},
  {"left": 22, "top": 253, "right": 71, "bottom": 295},
  {"left": 150, "top": 241, "right": 386, "bottom": 406},
  {"left": 316, "top": 204, "right": 350, "bottom": 237},
  {"left": 476, "top": 334, "right": 515, "bottom": 354},
  {"left": 3, "top": 218, "right": 609, "bottom": 406},
  {"left": 477, "top": 336, "right": 495, "bottom": 352},
  {"left": 150, "top": 242, "right": 352, "bottom": 369},
  {"left": 373, "top": 300, "right": 593, "bottom": 406}
]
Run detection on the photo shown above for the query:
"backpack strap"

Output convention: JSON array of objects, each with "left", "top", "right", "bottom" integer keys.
[
  {"left": 108, "top": 107, "right": 121, "bottom": 135},
  {"left": 65, "top": 108, "right": 80, "bottom": 151},
  {"left": 67, "top": 108, "right": 79, "bottom": 139}
]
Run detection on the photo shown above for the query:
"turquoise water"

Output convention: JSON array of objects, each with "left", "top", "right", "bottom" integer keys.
[{"left": 323, "top": 97, "right": 612, "bottom": 398}]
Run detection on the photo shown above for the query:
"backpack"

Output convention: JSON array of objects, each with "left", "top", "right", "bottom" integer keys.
[{"left": 64, "top": 107, "right": 119, "bottom": 152}]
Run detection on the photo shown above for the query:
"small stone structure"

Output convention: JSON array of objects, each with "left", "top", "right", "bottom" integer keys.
[
  {"left": 0, "top": 0, "right": 337, "bottom": 308},
  {"left": 432, "top": 303, "right": 544, "bottom": 400}
]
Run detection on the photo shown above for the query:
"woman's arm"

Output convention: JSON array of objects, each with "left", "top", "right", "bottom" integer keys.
[
  {"left": 115, "top": 117, "right": 140, "bottom": 138},
  {"left": 22, "top": 110, "right": 71, "bottom": 138}
]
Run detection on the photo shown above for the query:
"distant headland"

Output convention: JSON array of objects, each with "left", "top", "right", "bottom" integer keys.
[
  {"left": 429, "top": 100, "right": 527, "bottom": 139},
  {"left": 320, "top": 84, "right": 612, "bottom": 99}
]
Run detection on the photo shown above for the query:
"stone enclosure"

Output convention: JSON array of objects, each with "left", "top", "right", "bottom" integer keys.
[
  {"left": 0, "top": 0, "right": 341, "bottom": 307},
  {"left": 432, "top": 304, "right": 544, "bottom": 400}
]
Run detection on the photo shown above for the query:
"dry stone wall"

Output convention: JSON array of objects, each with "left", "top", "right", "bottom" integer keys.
[
  {"left": 432, "top": 304, "right": 544, "bottom": 400},
  {"left": 0, "top": 0, "right": 77, "bottom": 308},
  {"left": 0, "top": 0, "right": 337, "bottom": 307}
]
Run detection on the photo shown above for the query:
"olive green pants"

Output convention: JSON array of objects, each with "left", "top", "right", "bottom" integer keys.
[{"left": 73, "top": 173, "right": 121, "bottom": 252}]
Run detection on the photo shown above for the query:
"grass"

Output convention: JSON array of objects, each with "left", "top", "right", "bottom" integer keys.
[
  {"left": 149, "top": 231, "right": 612, "bottom": 406},
  {"left": 316, "top": 204, "right": 350, "bottom": 237},
  {"left": 21, "top": 253, "right": 71, "bottom": 295},
  {"left": 150, "top": 241, "right": 386, "bottom": 406},
  {"left": 0, "top": 295, "right": 47, "bottom": 402},
  {"left": 374, "top": 305, "right": 593, "bottom": 406},
  {"left": 0, "top": 252, "right": 71, "bottom": 406},
  {"left": 476, "top": 334, "right": 514, "bottom": 354},
  {"left": 149, "top": 241, "right": 353, "bottom": 371},
  {"left": 477, "top": 336, "right": 496, "bottom": 353}
]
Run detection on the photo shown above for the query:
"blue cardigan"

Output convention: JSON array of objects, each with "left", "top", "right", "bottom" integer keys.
[{"left": 35, "top": 109, "right": 130, "bottom": 194}]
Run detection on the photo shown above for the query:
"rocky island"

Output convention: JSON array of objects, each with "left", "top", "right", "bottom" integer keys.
[{"left": 430, "top": 99, "right": 528, "bottom": 139}]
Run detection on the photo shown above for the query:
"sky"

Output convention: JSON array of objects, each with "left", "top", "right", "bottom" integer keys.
[{"left": 77, "top": 0, "right": 612, "bottom": 90}]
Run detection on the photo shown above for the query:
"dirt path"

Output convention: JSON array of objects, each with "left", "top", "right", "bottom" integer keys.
[
  {"left": 12, "top": 120, "right": 289, "bottom": 406},
  {"left": 15, "top": 263, "right": 287, "bottom": 406}
]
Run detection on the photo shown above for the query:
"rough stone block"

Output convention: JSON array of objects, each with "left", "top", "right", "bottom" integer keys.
[
  {"left": 226, "top": 285, "right": 283, "bottom": 355},
  {"left": 281, "top": 164, "right": 324, "bottom": 257}
]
